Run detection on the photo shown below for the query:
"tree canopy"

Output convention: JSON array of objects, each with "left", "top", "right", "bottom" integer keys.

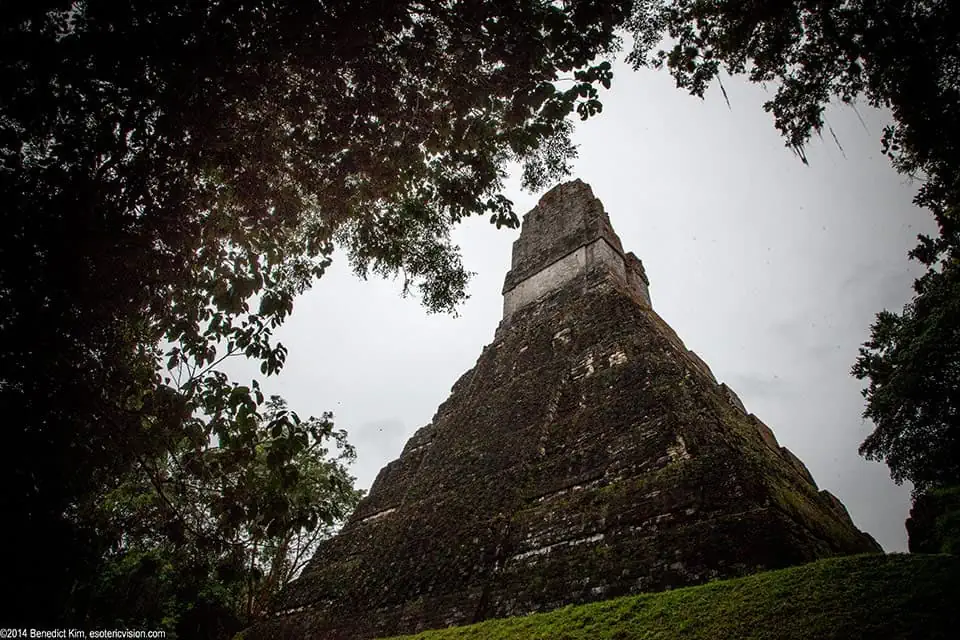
[
  {"left": 1, "top": 0, "right": 631, "bottom": 628},
  {"left": 852, "top": 262, "right": 960, "bottom": 493},
  {"left": 81, "top": 397, "right": 362, "bottom": 635}
]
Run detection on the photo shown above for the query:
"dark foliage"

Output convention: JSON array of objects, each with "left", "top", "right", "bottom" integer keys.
[
  {"left": 80, "top": 398, "right": 362, "bottom": 635},
  {"left": 907, "top": 485, "right": 960, "bottom": 554},
  {"left": 0, "top": 0, "right": 630, "bottom": 629},
  {"left": 852, "top": 262, "right": 960, "bottom": 494}
]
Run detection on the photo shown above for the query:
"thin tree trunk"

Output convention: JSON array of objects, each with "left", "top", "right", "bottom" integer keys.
[{"left": 247, "top": 541, "right": 257, "bottom": 622}]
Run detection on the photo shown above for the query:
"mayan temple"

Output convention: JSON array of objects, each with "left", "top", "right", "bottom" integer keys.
[{"left": 249, "top": 180, "right": 880, "bottom": 639}]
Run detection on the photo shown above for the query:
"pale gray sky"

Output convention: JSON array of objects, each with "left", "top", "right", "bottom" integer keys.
[{"left": 231, "top": 60, "right": 936, "bottom": 553}]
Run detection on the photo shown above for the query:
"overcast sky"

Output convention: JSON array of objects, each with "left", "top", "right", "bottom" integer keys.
[{"left": 230, "top": 59, "right": 936, "bottom": 554}]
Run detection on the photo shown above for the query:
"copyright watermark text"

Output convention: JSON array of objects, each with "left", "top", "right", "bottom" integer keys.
[{"left": 0, "top": 631, "right": 166, "bottom": 639}]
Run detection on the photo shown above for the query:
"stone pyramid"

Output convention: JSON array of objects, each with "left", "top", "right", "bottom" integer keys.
[{"left": 251, "top": 180, "right": 880, "bottom": 639}]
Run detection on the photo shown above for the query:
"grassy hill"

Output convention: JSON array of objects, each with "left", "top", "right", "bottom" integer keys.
[{"left": 384, "top": 554, "right": 960, "bottom": 640}]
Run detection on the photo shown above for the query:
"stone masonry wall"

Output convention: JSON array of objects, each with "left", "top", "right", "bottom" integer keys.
[{"left": 502, "top": 180, "right": 640, "bottom": 321}]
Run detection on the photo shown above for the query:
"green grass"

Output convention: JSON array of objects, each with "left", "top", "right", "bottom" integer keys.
[{"left": 382, "top": 554, "right": 960, "bottom": 639}]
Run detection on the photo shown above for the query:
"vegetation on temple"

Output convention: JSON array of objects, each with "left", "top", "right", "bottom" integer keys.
[{"left": 383, "top": 554, "right": 960, "bottom": 640}]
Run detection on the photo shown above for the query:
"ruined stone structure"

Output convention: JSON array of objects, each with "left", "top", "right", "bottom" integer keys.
[{"left": 250, "top": 180, "right": 880, "bottom": 639}]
